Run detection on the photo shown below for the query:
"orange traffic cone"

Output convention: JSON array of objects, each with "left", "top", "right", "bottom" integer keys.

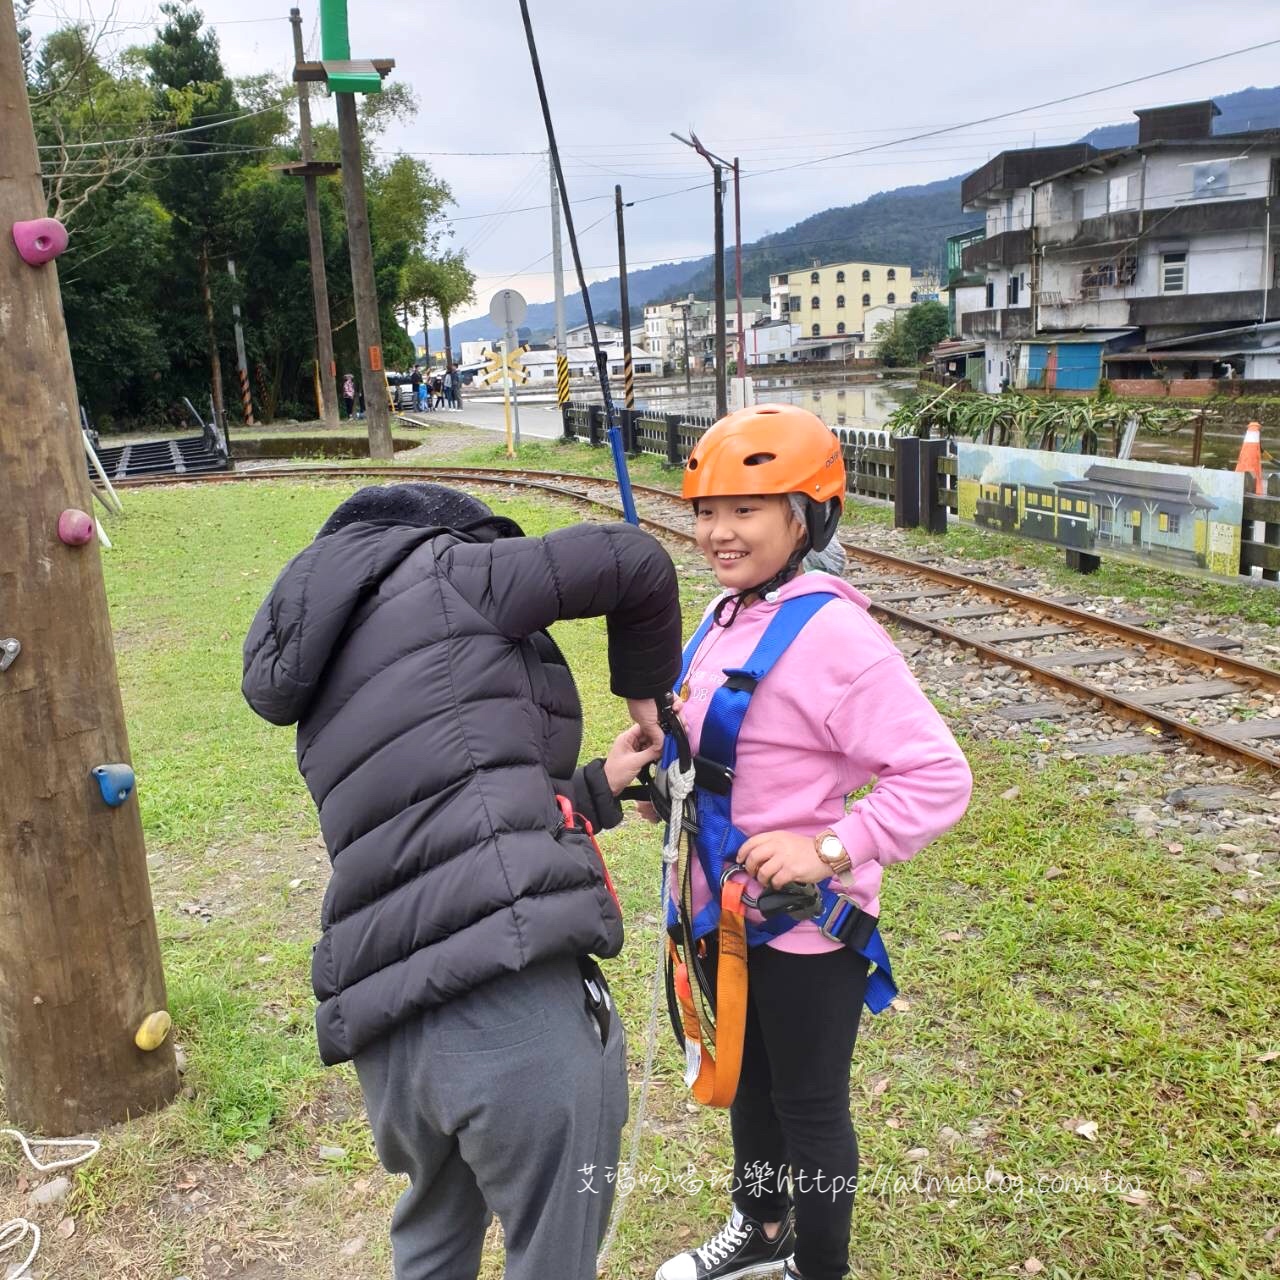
[{"left": 1234, "top": 420, "right": 1263, "bottom": 492}]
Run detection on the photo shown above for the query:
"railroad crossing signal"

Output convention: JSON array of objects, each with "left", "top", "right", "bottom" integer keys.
[{"left": 481, "top": 344, "right": 529, "bottom": 386}]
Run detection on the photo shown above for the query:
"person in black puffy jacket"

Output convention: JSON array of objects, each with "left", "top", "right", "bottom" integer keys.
[{"left": 242, "top": 482, "right": 681, "bottom": 1280}]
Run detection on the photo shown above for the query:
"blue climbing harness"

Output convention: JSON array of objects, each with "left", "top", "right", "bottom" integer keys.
[{"left": 663, "top": 593, "right": 897, "bottom": 1014}]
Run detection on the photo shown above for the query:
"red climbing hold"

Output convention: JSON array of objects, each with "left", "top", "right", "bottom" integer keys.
[
  {"left": 57, "top": 508, "right": 94, "bottom": 546},
  {"left": 12, "top": 217, "right": 69, "bottom": 266}
]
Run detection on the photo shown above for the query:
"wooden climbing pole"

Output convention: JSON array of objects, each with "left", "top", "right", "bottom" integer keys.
[{"left": 0, "top": 0, "right": 178, "bottom": 1134}]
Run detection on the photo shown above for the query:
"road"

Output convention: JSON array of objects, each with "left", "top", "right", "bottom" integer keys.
[{"left": 398, "top": 397, "right": 566, "bottom": 441}]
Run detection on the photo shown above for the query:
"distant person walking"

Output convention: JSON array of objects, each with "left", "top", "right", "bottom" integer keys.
[
  {"left": 431, "top": 373, "right": 445, "bottom": 410},
  {"left": 411, "top": 366, "right": 424, "bottom": 412},
  {"left": 442, "top": 367, "right": 457, "bottom": 410},
  {"left": 342, "top": 373, "right": 356, "bottom": 421}
]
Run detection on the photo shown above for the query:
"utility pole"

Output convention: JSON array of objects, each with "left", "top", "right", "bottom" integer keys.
[
  {"left": 198, "top": 241, "right": 226, "bottom": 429},
  {"left": 733, "top": 157, "right": 746, "bottom": 386},
  {"left": 712, "top": 165, "right": 727, "bottom": 417},
  {"left": 227, "top": 257, "right": 256, "bottom": 426},
  {"left": 679, "top": 296, "right": 693, "bottom": 400},
  {"left": 285, "top": 7, "right": 339, "bottom": 429},
  {"left": 672, "top": 131, "right": 727, "bottom": 417},
  {"left": 550, "top": 153, "right": 569, "bottom": 407},
  {"left": 298, "top": 0, "right": 395, "bottom": 459},
  {"left": 335, "top": 94, "right": 392, "bottom": 459},
  {"left": 0, "top": 0, "right": 178, "bottom": 1134},
  {"left": 615, "top": 185, "right": 635, "bottom": 411}
]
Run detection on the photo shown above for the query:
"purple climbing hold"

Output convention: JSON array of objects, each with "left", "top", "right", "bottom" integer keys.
[
  {"left": 12, "top": 217, "right": 69, "bottom": 266},
  {"left": 58, "top": 508, "right": 95, "bottom": 546}
]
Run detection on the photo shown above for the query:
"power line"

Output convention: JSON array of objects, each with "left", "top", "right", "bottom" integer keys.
[
  {"left": 745, "top": 34, "right": 1280, "bottom": 181},
  {"left": 34, "top": 97, "right": 293, "bottom": 151}
]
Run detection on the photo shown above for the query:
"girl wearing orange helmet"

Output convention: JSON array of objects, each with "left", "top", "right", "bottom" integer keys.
[{"left": 655, "top": 405, "right": 972, "bottom": 1280}]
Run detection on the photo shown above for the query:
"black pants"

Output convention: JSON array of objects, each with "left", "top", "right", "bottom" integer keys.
[{"left": 727, "top": 943, "right": 869, "bottom": 1280}]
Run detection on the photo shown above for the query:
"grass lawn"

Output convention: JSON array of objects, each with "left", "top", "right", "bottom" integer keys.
[{"left": 3, "top": 480, "right": 1277, "bottom": 1279}]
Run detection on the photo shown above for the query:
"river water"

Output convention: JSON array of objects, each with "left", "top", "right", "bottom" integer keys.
[{"left": 627, "top": 376, "right": 916, "bottom": 429}]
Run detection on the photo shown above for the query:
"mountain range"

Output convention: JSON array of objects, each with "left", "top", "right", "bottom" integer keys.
[{"left": 423, "top": 84, "right": 1280, "bottom": 353}]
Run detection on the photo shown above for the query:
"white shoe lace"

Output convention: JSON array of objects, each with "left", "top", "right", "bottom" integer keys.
[{"left": 695, "top": 1217, "right": 752, "bottom": 1268}]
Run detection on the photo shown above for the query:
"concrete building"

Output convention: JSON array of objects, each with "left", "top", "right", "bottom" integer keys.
[
  {"left": 944, "top": 229, "right": 987, "bottom": 337},
  {"left": 743, "top": 319, "right": 801, "bottom": 364},
  {"left": 564, "top": 322, "right": 623, "bottom": 346},
  {"left": 770, "top": 259, "right": 914, "bottom": 339},
  {"left": 643, "top": 299, "right": 713, "bottom": 367},
  {"left": 960, "top": 100, "right": 1280, "bottom": 391}
]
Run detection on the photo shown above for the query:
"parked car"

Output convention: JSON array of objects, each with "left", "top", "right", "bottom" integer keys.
[{"left": 385, "top": 372, "right": 417, "bottom": 410}]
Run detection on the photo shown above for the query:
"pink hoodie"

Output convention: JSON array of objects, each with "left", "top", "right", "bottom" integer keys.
[{"left": 678, "top": 572, "right": 973, "bottom": 954}]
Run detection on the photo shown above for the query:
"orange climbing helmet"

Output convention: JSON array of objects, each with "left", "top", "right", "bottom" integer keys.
[{"left": 683, "top": 403, "right": 845, "bottom": 550}]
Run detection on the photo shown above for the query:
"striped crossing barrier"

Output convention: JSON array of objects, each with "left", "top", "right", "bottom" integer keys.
[
  {"left": 622, "top": 352, "right": 634, "bottom": 410},
  {"left": 556, "top": 354, "right": 570, "bottom": 405}
]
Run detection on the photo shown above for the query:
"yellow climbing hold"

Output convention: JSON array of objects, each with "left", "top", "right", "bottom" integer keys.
[{"left": 134, "top": 1010, "right": 172, "bottom": 1051}]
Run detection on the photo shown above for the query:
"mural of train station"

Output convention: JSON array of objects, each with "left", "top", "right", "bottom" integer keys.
[{"left": 955, "top": 444, "right": 1244, "bottom": 577}]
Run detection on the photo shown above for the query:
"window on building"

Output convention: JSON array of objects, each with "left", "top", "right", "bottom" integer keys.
[
  {"left": 810, "top": 271, "right": 820, "bottom": 284},
  {"left": 862, "top": 293, "right": 871, "bottom": 306},
  {"left": 789, "top": 296, "right": 800, "bottom": 312},
  {"left": 1158, "top": 512, "right": 1181, "bottom": 534},
  {"left": 1161, "top": 251, "right": 1187, "bottom": 294},
  {"left": 985, "top": 281, "right": 995, "bottom": 307},
  {"left": 811, "top": 323, "right": 821, "bottom": 337},
  {"left": 887, "top": 268, "right": 896, "bottom": 280},
  {"left": 837, "top": 321, "right": 846, "bottom": 334},
  {"left": 811, "top": 296, "right": 820, "bottom": 308},
  {"left": 1007, "top": 276, "right": 1020, "bottom": 306},
  {"left": 1192, "top": 161, "right": 1231, "bottom": 199},
  {"left": 861, "top": 269, "right": 871, "bottom": 281},
  {"left": 836, "top": 294, "right": 845, "bottom": 308},
  {"left": 777, "top": 273, "right": 788, "bottom": 284},
  {"left": 1071, "top": 187, "right": 1085, "bottom": 221},
  {"left": 911, "top": 291, "right": 919, "bottom": 303},
  {"left": 886, "top": 292, "right": 895, "bottom": 304},
  {"left": 836, "top": 270, "right": 845, "bottom": 283},
  {"left": 1108, "top": 174, "right": 1136, "bottom": 212}
]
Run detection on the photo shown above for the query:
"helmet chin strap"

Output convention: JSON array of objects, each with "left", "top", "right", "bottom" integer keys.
[{"left": 712, "top": 545, "right": 808, "bottom": 627}]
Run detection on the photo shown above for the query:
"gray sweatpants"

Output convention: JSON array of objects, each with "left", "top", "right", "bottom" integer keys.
[{"left": 352, "top": 957, "right": 628, "bottom": 1280}]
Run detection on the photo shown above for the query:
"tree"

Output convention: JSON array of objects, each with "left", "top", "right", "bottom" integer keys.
[
  {"left": 874, "top": 301, "right": 949, "bottom": 367},
  {"left": 144, "top": 2, "right": 288, "bottom": 424},
  {"left": 902, "top": 300, "right": 949, "bottom": 357},
  {"left": 28, "top": 21, "right": 161, "bottom": 224}
]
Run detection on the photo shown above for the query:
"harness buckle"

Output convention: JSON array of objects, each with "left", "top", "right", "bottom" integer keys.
[{"left": 819, "top": 892, "right": 878, "bottom": 952}]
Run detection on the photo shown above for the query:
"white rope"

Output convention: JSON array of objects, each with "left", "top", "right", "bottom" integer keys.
[
  {"left": 1, "top": 1131, "right": 100, "bottom": 1279},
  {"left": 596, "top": 759, "right": 695, "bottom": 1273}
]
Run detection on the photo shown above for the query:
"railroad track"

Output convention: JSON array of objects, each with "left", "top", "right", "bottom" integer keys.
[{"left": 114, "top": 463, "right": 1280, "bottom": 777}]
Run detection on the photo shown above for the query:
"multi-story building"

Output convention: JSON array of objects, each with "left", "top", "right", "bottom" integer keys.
[
  {"left": 643, "top": 299, "right": 713, "bottom": 367},
  {"left": 943, "top": 229, "right": 987, "bottom": 337},
  {"left": 770, "top": 261, "right": 912, "bottom": 338},
  {"left": 960, "top": 100, "right": 1280, "bottom": 391},
  {"left": 565, "top": 322, "right": 623, "bottom": 346},
  {"left": 769, "top": 259, "right": 915, "bottom": 340}
]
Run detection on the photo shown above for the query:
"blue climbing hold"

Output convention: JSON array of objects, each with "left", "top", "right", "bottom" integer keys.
[{"left": 92, "top": 763, "right": 135, "bottom": 807}]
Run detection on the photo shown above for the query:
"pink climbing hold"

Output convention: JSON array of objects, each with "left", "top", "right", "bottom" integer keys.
[
  {"left": 57, "top": 508, "right": 94, "bottom": 546},
  {"left": 12, "top": 217, "right": 69, "bottom": 266}
]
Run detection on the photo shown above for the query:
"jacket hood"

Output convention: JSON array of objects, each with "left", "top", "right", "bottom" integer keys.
[{"left": 241, "top": 518, "right": 518, "bottom": 726}]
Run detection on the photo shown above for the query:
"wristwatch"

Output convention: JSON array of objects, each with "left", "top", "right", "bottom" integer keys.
[{"left": 814, "top": 830, "right": 852, "bottom": 877}]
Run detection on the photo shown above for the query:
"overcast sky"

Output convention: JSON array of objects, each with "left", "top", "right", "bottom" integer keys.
[{"left": 27, "top": 1, "right": 1280, "bottom": 322}]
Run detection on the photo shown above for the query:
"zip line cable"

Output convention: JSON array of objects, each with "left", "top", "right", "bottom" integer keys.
[{"left": 519, "top": 0, "right": 638, "bottom": 526}]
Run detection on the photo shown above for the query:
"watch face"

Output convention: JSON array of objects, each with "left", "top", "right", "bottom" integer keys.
[{"left": 819, "top": 835, "right": 843, "bottom": 860}]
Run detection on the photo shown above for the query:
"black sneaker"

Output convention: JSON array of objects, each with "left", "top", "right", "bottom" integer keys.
[{"left": 656, "top": 1207, "right": 795, "bottom": 1280}]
